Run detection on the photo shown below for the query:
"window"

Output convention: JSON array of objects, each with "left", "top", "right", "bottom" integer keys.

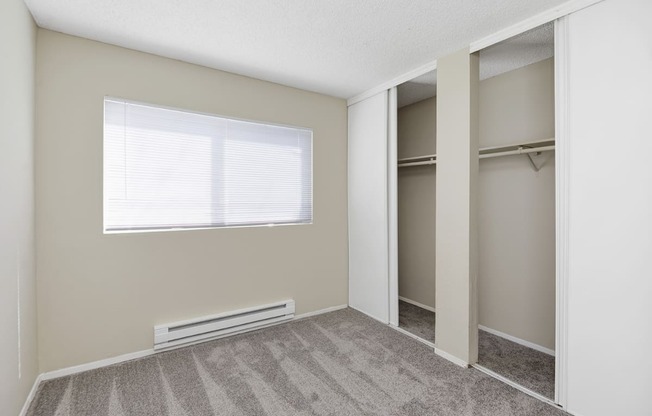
[{"left": 103, "top": 98, "right": 312, "bottom": 233}]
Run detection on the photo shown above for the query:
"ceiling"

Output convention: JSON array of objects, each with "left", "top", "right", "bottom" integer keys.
[
  {"left": 398, "top": 71, "right": 437, "bottom": 109},
  {"left": 397, "top": 22, "right": 554, "bottom": 108},
  {"left": 479, "top": 22, "right": 554, "bottom": 81},
  {"left": 24, "top": 0, "right": 567, "bottom": 99}
]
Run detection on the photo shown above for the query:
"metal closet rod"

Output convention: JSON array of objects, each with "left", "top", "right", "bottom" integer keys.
[
  {"left": 399, "top": 159, "right": 437, "bottom": 167},
  {"left": 479, "top": 145, "right": 555, "bottom": 160},
  {"left": 397, "top": 142, "right": 555, "bottom": 168},
  {"left": 397, "top": 154, "right": 437, "bottom": 163}
]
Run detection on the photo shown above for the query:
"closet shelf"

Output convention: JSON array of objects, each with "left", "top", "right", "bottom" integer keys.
[{"left": 397, "top": 138, "right": 555, "bottom": 170}]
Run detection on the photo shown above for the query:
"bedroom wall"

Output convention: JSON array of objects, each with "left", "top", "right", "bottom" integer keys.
[
  {"left": 0, "top": 0, "right": 39, "bottom": 414},
  {"left": 35, "top": 29, "right": 349, "bottom": 372}
]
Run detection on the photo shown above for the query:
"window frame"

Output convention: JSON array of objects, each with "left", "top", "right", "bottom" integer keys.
[{"left": 102, "top": 96, "right": 314, "bottom": 234}]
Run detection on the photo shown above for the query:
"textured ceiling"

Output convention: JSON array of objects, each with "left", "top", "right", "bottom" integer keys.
[
  {"left": 479, "top": 22, "right": 554, "bottom": 81},
  {"left": 24, "top": 0, "right": 567, "bottom": 99},
  {"left": 397, "top": 22, "right": 553, "bottom": 108},
  {"left": 398, "top": 71, "right": 437, "bottom": 108}
]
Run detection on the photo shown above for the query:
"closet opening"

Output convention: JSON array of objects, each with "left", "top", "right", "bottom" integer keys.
[
  {"left": 474, "top": 22, "right": 557, "bottom": 402},
  {"left": 394, "top": 70, "right": 437, "bottom": 346}
]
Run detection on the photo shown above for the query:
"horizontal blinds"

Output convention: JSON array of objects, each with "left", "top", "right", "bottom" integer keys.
[{"left": 104, "top": 99, "right": 312, "bottom": 232}]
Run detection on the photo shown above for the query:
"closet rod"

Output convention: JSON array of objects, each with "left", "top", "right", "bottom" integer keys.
[
  {"left": 479, "top": 145, "right": 555, "bottom": 160},
  {"left": 397, "top": 143, "right": 555, "bottom": 167},
  {"left": 398, "top": 159, "right": 437, "bottom": 168},
  {"left": 398, "top": 154, "right": 437, "bottom": 163}
]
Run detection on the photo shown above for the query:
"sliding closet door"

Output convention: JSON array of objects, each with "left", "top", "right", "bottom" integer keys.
[
  {"left": 564, "top": 0, "right": 652, "bottom": 414},
  {"left": 348, "top": 91, "right": 389, "bottom": 323}
]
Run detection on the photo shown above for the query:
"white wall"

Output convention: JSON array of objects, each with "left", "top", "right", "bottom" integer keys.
[
  {"left": 478, "top": 58, "right": 556, "bottom": 350},
  {"left": 0, "top": 0, "right": 39, "bottom": 414},
  {"left": 397, "top": 97, "right": 437, "bottom": 309},
  {"left": 36, "top": 30, "right": 349, "bottom": 372},
  {"left": 565, "top": 0, "right": 652, "bottom": 414}
]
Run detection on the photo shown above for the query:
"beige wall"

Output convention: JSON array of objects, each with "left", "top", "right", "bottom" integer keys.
[
  {"left": 35, "top": 30, "right": 349, "bottom": 372},
  {"left": 398, "top": 98, "right": 437, "bottom": 158},
  {"left": 435, "top": 48, "right": 479, "bottom": 364},
  {"left": 397, "top": 97, "right": 436, "bottom": 308},
  {"left": 478, "top": 58, "right": 555, "bottom": 350},
  {"left": 0, "top": 0, "right": 39, "bottom": 414}
]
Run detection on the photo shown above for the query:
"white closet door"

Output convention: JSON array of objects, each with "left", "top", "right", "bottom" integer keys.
[
  {"left": 348, "top": 91, "right": 389, "bottom": 323},
  {"left": 564, "top": 0, "right": 652, "bottom": 414}
]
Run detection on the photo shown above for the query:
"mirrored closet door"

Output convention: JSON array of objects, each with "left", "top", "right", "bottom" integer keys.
[
  {"left": 394, "top": 71, "right": 437, "bottom": 346},
  {"left": 474, "top": 22, "right": 557, "bottom": 401}
]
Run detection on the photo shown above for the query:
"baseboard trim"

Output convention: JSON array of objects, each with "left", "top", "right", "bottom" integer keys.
[
  {"left": 434, "top": 348, "right": 469, "bottom": 368},
  {"left": 388, "top": 324, "right": 468, "bottom": 368},
  {"left": 295, "top": 304, "right": 348, "bottom": 320},
  {"left": 349, "top": 305, "right": 389, "bottom": 324},
  {"left": 19, "top": 373, "right": 43, "bottom": 416},
  {"left": 389, "top": 324, "right": 436, "bottom": 349},
  {"left": 41, "top": 349, "right": 156, "bottom": 381},
  {"left": 40, "top": 304, "right": 349, "bottom": 382},
  {"left": 398, "top": 296, "right": 436, "bottom": 313},
  {"left": 479, "top": 325, "right": 555, "bottom": 356}
]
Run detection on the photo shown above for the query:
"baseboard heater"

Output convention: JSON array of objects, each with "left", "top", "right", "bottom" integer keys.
[{"left": 154, "top": 299, "right": 295, "bottom": 351}]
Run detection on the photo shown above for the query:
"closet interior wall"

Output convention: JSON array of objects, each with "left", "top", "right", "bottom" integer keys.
[
  {"left": 397, "top": 97, "right": 437, "bottom": 310},
  {"left": 478, "top": 58, "right": 556, "bottom": 351}
]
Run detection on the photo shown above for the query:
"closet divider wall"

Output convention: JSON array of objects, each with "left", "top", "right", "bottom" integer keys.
[{"left": 434, "top": 49, "right": 480, "bottom": 364}]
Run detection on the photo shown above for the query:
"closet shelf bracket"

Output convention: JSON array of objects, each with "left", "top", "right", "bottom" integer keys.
[{"left": 524, "top": 147, "right": 553, "bottom": 172}]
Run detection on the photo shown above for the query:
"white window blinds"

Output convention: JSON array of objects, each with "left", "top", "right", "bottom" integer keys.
[{"left": 103, "top": 98, "right": 313, "bottom": 232}]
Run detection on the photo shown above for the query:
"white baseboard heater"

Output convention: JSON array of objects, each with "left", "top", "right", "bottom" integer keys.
[{"left": 154, "top": 299, "right": 295, "bottom": 351}]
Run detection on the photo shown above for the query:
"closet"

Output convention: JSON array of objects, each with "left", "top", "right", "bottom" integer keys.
[
  {"left": 395, "top": 71, "right": 437, "bottom": 344},
  {"left": 474, "top": 22, "right": 557, "bottom": 401},
  {"left": 349, "top": 2, "right": 652, "bottom": 413},
  {"left": 349, "top": 21, "right": 558, "bottom": 401}
]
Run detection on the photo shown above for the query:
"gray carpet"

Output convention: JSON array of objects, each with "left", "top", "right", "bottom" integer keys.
[
  {"left": 27, "top": 308, "right": 566, "bottom": 416},
  {"left": 397, "top": 300, "right": 555, "bottom": 400},
  {"left": 398, "top": 300, "right": 436, "bottom": 343},
  {"left": 478, "top": 330, "right": 556, "bottom": 400}
]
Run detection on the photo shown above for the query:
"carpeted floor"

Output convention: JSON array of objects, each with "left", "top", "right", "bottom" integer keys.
[
  {"left": 27, "top": 308, "right": 566, "bottom": 416},
  {"left": 398, "top": 300, "right": 436, "bottom": 343},
  {"left": 398, "top": 300, "right": 555, "bottom": 400},
  {"left": 478, "top": 330, "right": 556, "bottom": 399}
]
